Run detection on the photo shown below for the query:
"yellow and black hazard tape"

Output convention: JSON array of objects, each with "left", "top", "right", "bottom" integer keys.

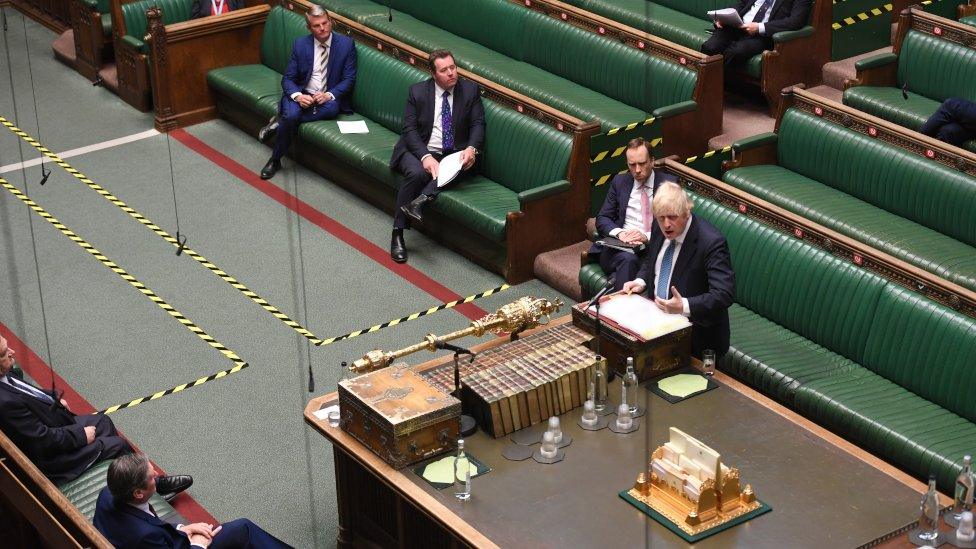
[
  {"left": 591, "top": 137, "right": 664, "bottom": 164},
  {"left": 0, "top": 115, "right": 322, "bottom": 346},
  {"left": 98, "top": 362, "right": 247, "bottom": 414},
  {"left": 315, "top": 283, "right": 510, "bottom": 347},
  {"left": 832, "top": 3, "right": 894, "bottom": 30},
  {"left": 605, "top": 117, "right": 656, "bottom": 136},
  {"left": 0, "top": 177, "right": 249, "bottom": 379},
  {"left": 591, "top": 145, "right": 733, "bottom": 186}
]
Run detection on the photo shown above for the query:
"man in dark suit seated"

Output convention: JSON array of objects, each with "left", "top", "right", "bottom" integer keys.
[
  {"left": 0, "top": 335, "right": 191, "bottom": 497},
  {"left": 919, "top": 97, "right": 976, "bottom": 147},
  {"left": 94, "top": 453, "right": 292, "bottom": 548},
  {"left": 258, "top": 6, "right": 357, "bottom": 180},
  {"left": 622, "top": 183, "right": 735, "bottom": 358},
  {"left": 388, "top": 49, "right": 486, "bottom": 263},
  {"left": 701, "top": 0, "right": 812, "bottom": 70},
  {"left": 590, "top": 138, "right": 677, "bottom": 292},
  {"left": 190, "top": 0, "right": 242, "bottom": 18}
]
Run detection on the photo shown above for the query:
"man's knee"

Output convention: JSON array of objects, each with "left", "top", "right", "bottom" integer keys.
[{"left": 937, "top": 123, "right": 968, "bottom": 145}]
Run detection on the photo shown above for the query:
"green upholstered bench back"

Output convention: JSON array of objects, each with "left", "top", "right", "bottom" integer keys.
[
  {"left": 777, "top": 108, "right": 976, "bottom": 247},
  {"left": 260, "top": 6, "right": 311, "bottom": 75},
  {"left": 898, "top": 31, "right": 976, "bottom": 102},
  {"left": 381, "top": 0, "right": 524, "bottom": 61},
  {"left": 57, "top": 460, "right": 180, "bottom": 523},
  {"left": 121, "top": 0, "right": 192, "bottom": 41},
  {"left": 694, "top": 197, "right": 886, "bottom": 364},
  {"left": 655, "top": 0, "right": 735, "bottom": 19},
  {"left": 480, "top": 102, "right": 572, "bottom": 194},
  {"left": 349, "top": 45, "right": 427, "bottom": 132},
  {"left": 862, "top": 285, "right": 976, "bottom": 424}
]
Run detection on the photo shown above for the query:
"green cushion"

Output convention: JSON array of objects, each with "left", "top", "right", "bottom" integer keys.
[
  {"left": 745, "top": 52, "right": 763, "bottom": 79},
  {"left": 562, "top": 0, "right": 728, "bottom": 50},
  {"left": 431, "top": 177, "right": 517, "bottom": 243},
  {"left": 722, "top": 164, "right": 976, "bottom": 292},
  {"left": 962, "top": 16, "right": 976, "bottom": 28},
  {"left": 298, "top": 115, "right": 399, "bottom": 186},
  {"left": 480, "top": 102, "right": 572, "bottom": 195},
  {"left": 578, "top": 262, "right": 608, "bottom": 299},
  {"left": 206, "top": 64, "right": 282, "bottom": 119},
  {"left": 348, "top": 45, "right": 427, "bottom": 133},
  {"left": 57, "top": 460, "right": 179, "bottom": 523},
  {"left": 121, "top": 0, "right": 192, "bottom": 43},
  {"left": 897, "top": 31, "right": 976, "bottom": 104},
  {"left": 259, "top": 6, "right": 310, "bottom": 75}
]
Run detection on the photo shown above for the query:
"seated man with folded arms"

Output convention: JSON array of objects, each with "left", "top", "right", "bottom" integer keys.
[
  {"left": 920, "top": 97, "right": 976, "bottom": 148},
  {"left": 622, "top": 183, "right": 735, "bottom": 358},
  {"left": 590, "top": 138, "right": 676, "bottom": 291},
  {"left": 95, "top": 453, "right": 292, "bottom": 548},
  {"left": 702, "top": 0, "right": 812, "bottom": 70},
  {"left": 0, "top": 335, "right": 190, "bottom": 498}
]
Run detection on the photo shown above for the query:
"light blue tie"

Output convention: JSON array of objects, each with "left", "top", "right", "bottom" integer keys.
[
  {"left": 656, "top": 241, "right": 677, "bottom": 299},
  {"left": 5, "top": 375, "right": 54, "bottom": 403}
]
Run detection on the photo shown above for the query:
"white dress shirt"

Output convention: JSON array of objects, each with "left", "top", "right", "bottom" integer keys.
[
  {"left": 743, "top": 0, "right": 775, "bottom": 35},
  {"left": 608, "top": 171, "right": 654, "bottom": 241},
  {"left": 291, "top": 34, "right": 332, "bottom": 101},
  {"left": 635, "top": 216, "right": 693, "bottom": 316},
  {"left": 424, "top": 83, "right": 454, "bottom": 159}
]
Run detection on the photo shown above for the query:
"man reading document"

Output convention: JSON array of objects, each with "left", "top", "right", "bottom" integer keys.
[{"left": 702, "top": 0, "right": 812, "bottom": 70}]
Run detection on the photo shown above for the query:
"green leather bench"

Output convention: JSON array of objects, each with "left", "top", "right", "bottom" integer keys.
[
  {"left": 844, "top": 8, "right": 976, "bottom": 153},
  {"left": 722, "top": 88, "right": 976, "bottom": 293},
  {"left": 579, "top": 161, "right": 976, "bottom": 493},
  {"left": 208, "top": 5, "right": 584, "bottom": 282},
  {"left": 314, "top": 0, "right": 712, "bottom": 142},
  {"left": 559, "top": 0, "right": 831, "bottom": 111},
  {"left": 58, "top": 459, "right": 180, "bottom": 523}
]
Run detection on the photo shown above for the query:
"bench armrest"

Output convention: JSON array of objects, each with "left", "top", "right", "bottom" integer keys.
[
  {"left": 518, "top": 180, "right": 571, "bottom": 205},
  {"left": 732, "top": 132, "right": 777, "bottom": 152},
  {"left": 855, "top": 53, "right": 898, "bottom": 71},
  {"left": 772, "top": 25, "right": 814, "bottom": 43},
  {"left": 651, "top": 100, "right": 697, "bottom": 119},
  {"left": 121, "top": 34, "right": 145, "bottom": 51}
]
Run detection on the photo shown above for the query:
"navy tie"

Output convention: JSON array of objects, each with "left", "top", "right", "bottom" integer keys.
[
  {"left": 441, "top": 91, "right": 454, "bottom": 152},
  {"left": 753, "top": 0, "right": 772, "bottom": 22},
  {"left": 656, "top": 241, "right": 677, "bottom": 300}
]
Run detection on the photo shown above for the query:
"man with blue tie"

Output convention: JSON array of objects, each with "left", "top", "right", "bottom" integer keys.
[
  {"left": 701, "top": 0, "right": 812, "bottom": 69},
  {"left": 388, "top": 49, "right": 485, "bottom": 263},
  {"left": 259, "top": 6, "right": 357, "bottom": 180},
  {"left": 622, "top": 183, "right": 735, "bottom": 358},
  {"left": 0, "top": 335, "right": 191, "bottom": 497},
  {"left": 590, "top": 138, "right": 676, "bottom": 291}
]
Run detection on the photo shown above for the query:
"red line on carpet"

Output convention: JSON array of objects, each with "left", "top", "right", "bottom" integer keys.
[
  {"left": 0, "top": 322, "right": 218, "bottom": 525},
  {"left": 170, "top": 128, "right": 489, "bottom": 321}
]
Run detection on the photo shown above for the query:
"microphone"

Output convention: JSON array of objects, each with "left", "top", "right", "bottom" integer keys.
[
  {"left": 585, "top": 278, "right": 616, "bottom": 309},
  {"left": 902, "top": 80, "right": 909, "bottom": 100},
  {"left": 39, "top": 166, "right": 50, "bottom": 185},
  {"left": 388, "top": 7, "right": 392, "bottom": 21},
  {"left": 435, "top": 340, "right": 475, "bottom": 357}
]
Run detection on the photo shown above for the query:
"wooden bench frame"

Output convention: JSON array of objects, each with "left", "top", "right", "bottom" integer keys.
[
  {"left": 6, "top": 0, "right": 71, "bottom": 32},
  {"left": 508, "top": 0, "right": 723, "bottom": 157},
  {"left": 69, "top": 0, "right": 112, "bottom": 82}
]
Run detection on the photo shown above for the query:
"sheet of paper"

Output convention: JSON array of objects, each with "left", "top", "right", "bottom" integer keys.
[
  {"left": 706, "top": 8, "right": 743, "bottom": 27},
  {"left": 337, "top": 120, "right": 369, "bottom": 134},
  {"left": 312, "top": 404, "right": 339, "bottom": 420},
  {"left": 657, "top": 374, "right": 709, "bottom": 399},
  {"left": 437, "top": 151, "right": 464, "bottom": 188},
  {"left": 420, "top": 455, "right": 479, "bottom": 484},
  {"left": 587, "top": 293, "right": 691, "bottom": 340}
]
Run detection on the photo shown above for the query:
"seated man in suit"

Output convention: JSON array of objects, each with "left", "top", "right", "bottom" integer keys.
[
  {"left": 388, "top": 49, "right": 485, "bottom": 263},
  {"left": 919, "top": 97, "right": 976, "bottom": 147},
  {"left": 590, "top": 138, "right": 676, "bottom": 292},
  {"left": 701, "top": 0, "right": 812, "bottom": 69},
  {"left": 258, "top": 6, "right": 357, "bottom": 180},
  {"left": 190, "top": 0, "right": 242, "bottom": 18},
  {"left": 94, "top": 453, "right": 292, "bottom": 549},
  {"left": 622, "top": 183, "right": 735, "bottom": 358},
  {"left": 0, "top": 335, "right": 191, "bottom": 498}
]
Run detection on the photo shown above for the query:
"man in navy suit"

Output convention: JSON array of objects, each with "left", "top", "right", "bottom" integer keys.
[
  {"left": 259, "top": 6, "right": 357, "bottom": 179},
  {"left": 0, "top": 335, "right": 192, "bottom": 496},
  {"left": 388, "top": 49, "right": 486, "bottom": 263},
  {"left": 623, "top": 183, "right": 735, "bottom": 358},
  {"left": 591, "top": 138, "right": 676, "bottom": 291},
  {"left": 701, "top": 0, "right": 812, "bottom": 69},
  {"left": 94, "top": 453, "right": 292, "bottom": 548},
  {"left": 920, "top": 98, "right": 976, "bottom": 147}
]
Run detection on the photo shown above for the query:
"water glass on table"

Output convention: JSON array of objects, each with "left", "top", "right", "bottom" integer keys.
[{"left": 702, "top": 349, "right": 716, "bottom": 376}]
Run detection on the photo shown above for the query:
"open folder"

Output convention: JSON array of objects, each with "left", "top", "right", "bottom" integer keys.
[
  {"left": 436, "top": 150, "right": 465, "bottom": 188},
  {"left": 707, "top": 8, "right": 743, "bottom": 27}
]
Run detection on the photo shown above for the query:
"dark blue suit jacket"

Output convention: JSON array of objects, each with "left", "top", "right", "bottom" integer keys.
[
  {"left": 281, "top": 32, "right": 357, "bottom": 114},
  {"left": 93, "top": 488, "right": 189, "bottom": 548},
  {"left": 636, "top": 214, "right": 735, "bottom": 357},
  {"left": 590, "top": 170, "right": 677, "bottom": 256},
  {"left": 390, "top": 78, "right": 486, "bottom": 168}
]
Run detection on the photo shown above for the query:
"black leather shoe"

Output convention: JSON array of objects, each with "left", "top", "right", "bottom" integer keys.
[
  {"left": 391, "top": 230, "right": 407, "bottom": 263},
  {"left": 260, "top": 158, "right": 281, "bottom": 180},
  {"left": 156, "top": 475, "right": 193, "bottom": 501},
  {"left": 258, "top": 116, "right": 278, "bottom": 143},
  {"left": 400, "top": 194, "right": 433, "bottom": 223}
]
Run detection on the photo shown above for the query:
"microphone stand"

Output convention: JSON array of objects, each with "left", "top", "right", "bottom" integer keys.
[{"left": 437, "top": 340, "right": 478, "bottom": 437}]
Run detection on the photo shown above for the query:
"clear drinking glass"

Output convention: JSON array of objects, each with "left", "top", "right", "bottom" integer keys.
[
  {"left": 702, "top": 349, "right": 716, "bottom": 376},
  {"left": 328, "top": 410, "right": 341, "bottom": 428}
]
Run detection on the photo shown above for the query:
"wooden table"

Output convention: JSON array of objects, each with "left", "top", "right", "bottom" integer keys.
[{"left": 305, "top": 319, "right": 948, "bottom": 548}]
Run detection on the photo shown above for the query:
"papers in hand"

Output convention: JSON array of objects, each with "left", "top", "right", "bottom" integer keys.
[
  {"left": 587, "top": 292, "right": 691, "bottom": 341},
  {"left": 337, "top": 120, "right": 369, "bottom": 134},
  {"left": 707, "top": 8, "right": 743, "bottom": 27},
  {"left": 437, "top": 150, "right": 464, "bottom": 188}
]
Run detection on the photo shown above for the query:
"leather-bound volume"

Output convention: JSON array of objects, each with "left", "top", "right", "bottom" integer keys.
[{"left": 338, "top": 366, "right": 460, "bottom": 469}]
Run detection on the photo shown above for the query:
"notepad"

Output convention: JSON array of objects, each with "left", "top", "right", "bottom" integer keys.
[{"left": 337, "top": 120, "right": 369, "bottom": 134}]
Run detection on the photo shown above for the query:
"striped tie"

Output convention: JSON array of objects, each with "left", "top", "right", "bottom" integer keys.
[{"left": 656, "top": 240, "right": 676, "bottom": 300}]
